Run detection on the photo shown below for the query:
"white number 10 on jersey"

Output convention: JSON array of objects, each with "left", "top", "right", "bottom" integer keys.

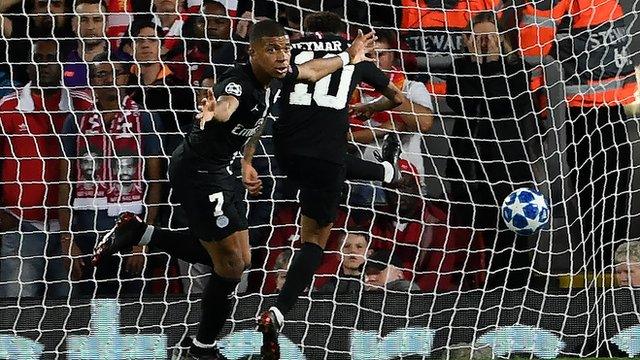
[{"left": 289, "top": 51, "right": 355, "bottom": 109}]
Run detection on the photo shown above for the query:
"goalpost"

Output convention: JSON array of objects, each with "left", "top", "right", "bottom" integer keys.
[{"left": 1, "top": 0, "right": 640, "bottom": 359}]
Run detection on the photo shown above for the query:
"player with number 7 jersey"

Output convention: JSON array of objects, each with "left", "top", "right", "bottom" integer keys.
[
  {"left": 252, "top": 12, "right": 407, "bottom": 360},
  {"left": 92, "top": 19, "right": 377, "bottom": 360}
]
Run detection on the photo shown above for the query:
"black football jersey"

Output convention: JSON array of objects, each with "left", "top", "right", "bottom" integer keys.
[
  {"left": 274, "top": 33, "right": 391, "bottom": 164},
  {"left": 186, "top": 63, "right": 297, "bottom": 167}
]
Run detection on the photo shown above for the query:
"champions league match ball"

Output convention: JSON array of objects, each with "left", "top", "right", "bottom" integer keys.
[{"left": 501, "top": 188, "right": 550, "bottom": 236}]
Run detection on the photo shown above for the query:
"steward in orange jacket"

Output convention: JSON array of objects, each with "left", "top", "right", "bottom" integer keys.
[{"left": 519, "top": 0, "right": 634, "bottom": 271}]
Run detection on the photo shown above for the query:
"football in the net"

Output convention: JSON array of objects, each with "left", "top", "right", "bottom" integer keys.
[{"left": 501, "top": 188, "right": 550, "bottom": 236}]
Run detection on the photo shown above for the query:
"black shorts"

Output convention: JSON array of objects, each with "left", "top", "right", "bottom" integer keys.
[
  {"left": 169, "top": 144, "right": 248, "bottom": 242},
  {"left": 275, "top": 149, "right": 345, "bottom": 226}
]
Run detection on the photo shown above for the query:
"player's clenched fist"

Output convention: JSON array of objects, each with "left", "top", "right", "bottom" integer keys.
[{"left": 242, "top": 160, "right": 263, "bottom": 196}]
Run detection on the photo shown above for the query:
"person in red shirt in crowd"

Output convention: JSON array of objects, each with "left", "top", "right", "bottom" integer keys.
[
  {"left": 372, "top": 159, "right": 487, "bottom": 291},
  {"left": 202, "top": 0, "right": 233, "bottom": 52},
  {"left": 0, "top": 40, "right": 93, "bottom": 298}
]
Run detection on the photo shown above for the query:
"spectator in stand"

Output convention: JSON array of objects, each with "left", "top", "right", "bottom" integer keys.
[
  {"left": 0, "top": 40, "right": 93, "bottom": 298},
  {"left": 31, "top": 0, "right": 75, "bottom": 42},
  {"left": 64, "top": 0, "right": 111, "bottom": 88},
  {"left": 519, "top": 0, "right": 634, "bottom": 273},
  {"left": 390, "top": 0, "right": 500, "bottom": 104},
  {"left": 163, "top": 11, "right": 225, "bottom": 86},
  {"left": 615, "top": 242, "right": 640, "bottom": 288},
  {"left": 364, "top": 249, "right": 419, "bottom": 292},
  {"left": 164, "top": 14, "right": 207, "bottom": 84},
  {"left": 195, "top": 70, "right": 215, "bottom": 101},
  {"left": 152, "top": 0, "right": 187, "bottom": 54},
  {"left": 203, "top": 0, "right": 232, "bottom": 52},
  {"left": 283, "top": 7, "right": 305, "bottom": 41},
  {"left": 274, "top": 249, "right": 293, "bottom": 293},
  {"left": 128, "top": 20, "right": 195, "bottom": 152},
  {"left": 58, "top": 53, "right": 164, "bottom": 295},
  {"left": 445, "top": 11, "right": 536, "bottom": 289},
  {"left": 348, "top": 27, "right": 434, "bottom": 198},
  {"left": 318, "top": 231, "right": 372, "bottom": 294},
  {"left": 374, "top": 0, "right": 499, "bottom": 201}
]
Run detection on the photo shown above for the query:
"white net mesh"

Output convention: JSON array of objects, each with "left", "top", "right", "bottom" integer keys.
[{"left": 1, "top": 0, "right": 640, "bottom": 359}]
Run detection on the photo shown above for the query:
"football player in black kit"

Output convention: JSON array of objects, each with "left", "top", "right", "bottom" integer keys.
[
  {"left": 252, "top": 12, "right": 408, "bottom": 359},
  {"left": 92, "top": 20, "right": 376, "bottom": 360}
]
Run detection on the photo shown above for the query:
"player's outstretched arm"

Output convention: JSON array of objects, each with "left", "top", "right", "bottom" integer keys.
[
  {"left": 296, "top": 29, "right": 377, "bottom": 83},
  {"left": 196, "top": 88, "right": 240, "bottom": 129},
  {"left": 350, "top": 81, "right": 405, "bottom": 119}
]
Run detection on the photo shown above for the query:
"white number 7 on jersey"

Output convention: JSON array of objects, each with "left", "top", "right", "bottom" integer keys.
[{"left": 209, "top": 192, "right": 224, "bottom": 217}]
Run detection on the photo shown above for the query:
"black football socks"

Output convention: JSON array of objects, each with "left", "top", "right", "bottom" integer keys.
[
  {"left": 345, "top": 153, "right": 385, "bottom": 181},
  {"left": 275, "top": 242, "right": 324, "bottom": 314},
  {"left": 192, "top": 272, "right": 240, "bottom": 350}
]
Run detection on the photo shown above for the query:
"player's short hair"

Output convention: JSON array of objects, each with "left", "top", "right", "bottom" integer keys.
[
  {"left": 303, "top": 11, "right": 345, "bottom": 33},
  {"left": 249, "top": 20, "right": 287, "bottom": 44},
  {"left": 615, "top": 242, "right": 640, "bottom": 264}
]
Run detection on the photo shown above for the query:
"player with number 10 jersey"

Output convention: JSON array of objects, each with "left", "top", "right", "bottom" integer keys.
[{"left": 255, "top": 12, "right": 406, "bottom": 359}]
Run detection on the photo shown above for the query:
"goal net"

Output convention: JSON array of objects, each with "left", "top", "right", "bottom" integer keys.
[{"left": 1, "top": 0, "right": 640, "bottom": 359}]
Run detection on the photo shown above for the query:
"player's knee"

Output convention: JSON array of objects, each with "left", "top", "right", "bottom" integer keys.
[{"left": 221, "top": 253, "right": 246, "bottom": 278}]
